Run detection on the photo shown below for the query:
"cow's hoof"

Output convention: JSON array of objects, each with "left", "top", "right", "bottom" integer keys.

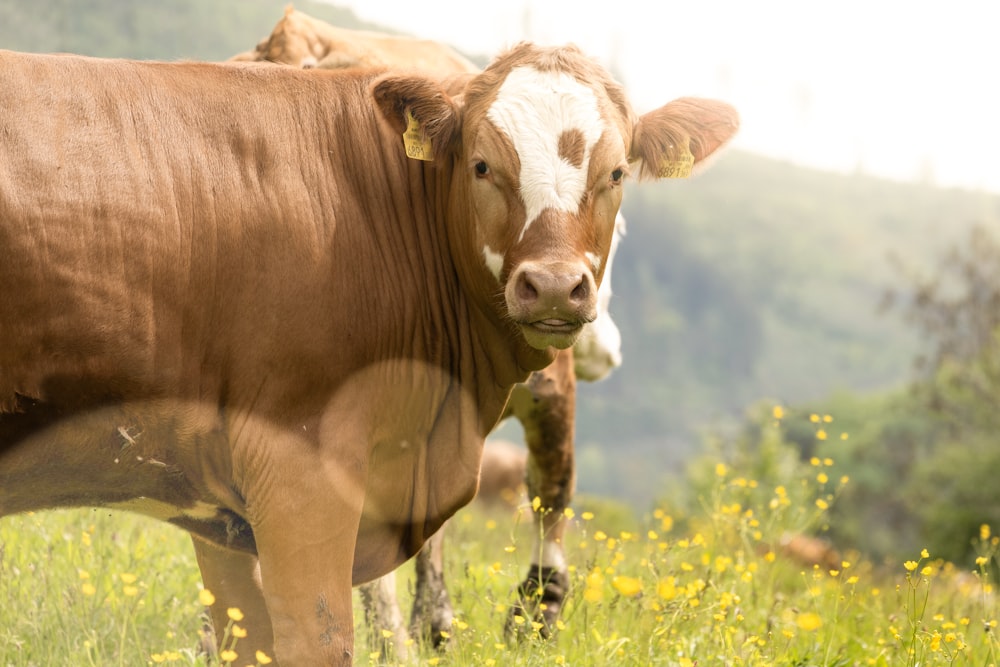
[{"left": 504, "top": 565, "right": 568, "bottom": 640}]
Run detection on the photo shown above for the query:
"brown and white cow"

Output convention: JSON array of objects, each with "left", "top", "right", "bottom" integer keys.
[
  {"left": 232, "top": 9, "right": 628, "bottom": 650},
  {"left": 0, "top": 42, "right": 737, "bottom": 664}
]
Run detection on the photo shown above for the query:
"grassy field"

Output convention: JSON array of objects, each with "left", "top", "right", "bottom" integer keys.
[{"left": 2, "top": 417, "right": 999, "bottom": 666}]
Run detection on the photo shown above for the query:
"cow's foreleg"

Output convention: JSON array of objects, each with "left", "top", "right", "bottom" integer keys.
[
  {"left": 409, "top": 525, "right": 454, "bottom": 647},
  {"left": 505, "top": 349, "right": 576, "bottom": 639},
  {"left": 191, "top": 536, "right": 275, "bottom": 661},
  {"left": 241, "top": 426, "right": 366, "bottom": 666}
]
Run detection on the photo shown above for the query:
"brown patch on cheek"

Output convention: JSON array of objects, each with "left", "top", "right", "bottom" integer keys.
[{"left": 558, "top": 129, "right": 586, "bottom": 168}]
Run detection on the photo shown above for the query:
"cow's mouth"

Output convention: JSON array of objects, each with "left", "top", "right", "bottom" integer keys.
[
  {"left": 529, "top": 318, "right": 582, "bottom": 334},
  {"left": 519, "top": 318, "right": 585, "bottom": 350}
]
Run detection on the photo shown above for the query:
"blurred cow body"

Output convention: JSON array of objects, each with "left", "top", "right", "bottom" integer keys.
[{"left": 231, "top": 5, "right": 479, "bottom": 75}]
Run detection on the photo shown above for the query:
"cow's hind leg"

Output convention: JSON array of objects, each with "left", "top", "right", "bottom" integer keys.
[
  {"left": 358, "top": 572, "right": 412, "bottom": 660},
  {"left": 409, "top": 526, "right": 454, "bottom": 647},
  {"left": 504, "top": 349, "right": 576, "bottom": 639}
]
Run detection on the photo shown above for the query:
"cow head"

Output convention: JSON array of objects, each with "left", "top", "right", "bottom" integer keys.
[
  {"left": 250, "top": 5, "right": 330, "bottom": 68},
  {"left": 373, "top": 42, "right": 738, "bottom": 360}
]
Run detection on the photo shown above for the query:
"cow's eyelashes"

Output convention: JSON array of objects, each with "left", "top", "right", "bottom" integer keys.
[{"left": 474, "top": 161, "right": 490, "bottom": 178}]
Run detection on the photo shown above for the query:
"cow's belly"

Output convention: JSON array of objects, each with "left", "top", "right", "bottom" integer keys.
[{"left": 0, "top": 396, "right": 255, "bottom": 552}]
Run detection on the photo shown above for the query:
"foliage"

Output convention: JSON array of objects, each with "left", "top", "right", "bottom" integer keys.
[
  {"left": 889, "top": 224, "right": 1000, "bottom": 433},
  {"left": 6, "top": 423, "right": 1000, "bottom": 665},
  {"left": 0, "top": 0, "right": 387, "bottom": 61}
]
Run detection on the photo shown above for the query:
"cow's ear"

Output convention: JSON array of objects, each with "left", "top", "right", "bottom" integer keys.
[
  {"left": 372, "top": 75, "right": 462, "bottom": 163},
  {"left": 629, "top": 98, "right": 739, "bottom": 180}
]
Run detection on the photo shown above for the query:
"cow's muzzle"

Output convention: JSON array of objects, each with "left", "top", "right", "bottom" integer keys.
[{"left": 506, "top": 261, "right": 597, "bottom": 350}]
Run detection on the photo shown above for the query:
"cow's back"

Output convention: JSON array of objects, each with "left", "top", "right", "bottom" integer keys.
[{"left": 0, "top": 52, "right": 385, "bottom": 414}]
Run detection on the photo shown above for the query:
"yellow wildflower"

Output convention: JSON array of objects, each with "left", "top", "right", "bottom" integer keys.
[
  {"left": 198, "top": 588, "right": 216, "bottom": 606},
  {"left": 796, "top": 612, "right": 823, "bottom": 631},
  {"left": 657, "top": 577, "right": 677, "bottom": 601},
  {"left": 227, "top": 607, "right": 244, "bottom": 622},
  {"left": 611, "top": 576, "right": 642, "bottom": 597}
]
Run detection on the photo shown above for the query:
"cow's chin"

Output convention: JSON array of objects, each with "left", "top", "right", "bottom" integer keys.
[{"left": 519, "top": 320, "right": 584, "bottom": 351}]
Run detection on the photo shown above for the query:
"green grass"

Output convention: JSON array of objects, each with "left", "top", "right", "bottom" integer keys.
[{"left": 3, "top": 417, "right": 1000, "bottom": 665}]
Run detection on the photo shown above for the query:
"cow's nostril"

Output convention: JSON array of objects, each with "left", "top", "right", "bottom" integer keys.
[
  {"left": 570, "top": 277, "right": 589, "bottom": 303},
  {"left": 516, "top": 272, "right": 539, "bottom": 303}
]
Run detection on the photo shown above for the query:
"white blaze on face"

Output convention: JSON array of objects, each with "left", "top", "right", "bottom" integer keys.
[
  {"left": 483, "top": 245, "right": 504, "bottom": 281},
  {"left": 487, "top": 66, "right": 606, "bottom": 241}
]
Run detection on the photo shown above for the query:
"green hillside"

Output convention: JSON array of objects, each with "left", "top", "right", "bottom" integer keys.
[
  {"left": 0, "top": 0, "right": 379, "bottom": 61},
  {"left": 4, "top": 0, "right": 999, "bottom": 506},
  {"left": 572, "top": 152, "right": 1000, "bottom": 503}
]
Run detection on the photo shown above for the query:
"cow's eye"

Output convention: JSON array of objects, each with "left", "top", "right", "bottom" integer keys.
[
  {"left": 474, "top": 161, "right": 490, "bottom": 178},
  {"left": 610, "top": 168, "right": 625, "bottom": 185}
]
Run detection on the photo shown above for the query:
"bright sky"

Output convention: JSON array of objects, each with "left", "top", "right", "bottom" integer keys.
[{"left": 329, "top": 0, "right": 1000, "bottom": 193}]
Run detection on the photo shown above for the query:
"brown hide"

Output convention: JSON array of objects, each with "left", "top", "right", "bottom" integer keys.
[{"left": 0, "top": 42, "right": 737, "bottom": 665}]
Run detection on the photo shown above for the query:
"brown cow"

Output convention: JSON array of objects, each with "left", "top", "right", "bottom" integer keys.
[
  {"left": 231, "top": 11, "right": 627, "bottom": 651},
  {"left": 0, "top": 43, "right": 737, "bottom": 665}
]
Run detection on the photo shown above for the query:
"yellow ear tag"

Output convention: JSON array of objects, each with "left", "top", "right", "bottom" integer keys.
[
  {"left": 657, "top": 143, "right": 695, "bottom": 179},
  {"left": 403, "top": 109, "right": 433, "bottom": 162}
]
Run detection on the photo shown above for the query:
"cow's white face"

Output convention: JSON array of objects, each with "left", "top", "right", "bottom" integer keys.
[
  {"left": 462, "top": 60, "right": 628, "bottom": 352},
  {"left": 485, "top": 66, "right": 606, "bottom": 251}
]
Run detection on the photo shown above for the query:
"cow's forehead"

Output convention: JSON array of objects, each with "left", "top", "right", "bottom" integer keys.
[{"left": 485, "top": 66, "right": 607, "bottom": 234}]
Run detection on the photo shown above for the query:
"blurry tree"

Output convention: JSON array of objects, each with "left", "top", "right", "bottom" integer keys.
[
  {"left": 886, "top": 224, "right": 1000, "bottom": 564},
  {"left": 889, "top": 224, "right": 1000, "bottom": 433}
]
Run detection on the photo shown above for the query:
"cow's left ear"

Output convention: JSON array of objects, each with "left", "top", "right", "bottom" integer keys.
[
  {"left": 629, "top": 98, "right": 739, "bottom": 180},
  {"left": 372, "top": 75, "right": 462, "bottom": 163}
]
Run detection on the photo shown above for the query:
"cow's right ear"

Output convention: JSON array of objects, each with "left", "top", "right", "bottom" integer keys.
[{"left": 372, "top": 75, "right": 462, "bottom": 163}]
